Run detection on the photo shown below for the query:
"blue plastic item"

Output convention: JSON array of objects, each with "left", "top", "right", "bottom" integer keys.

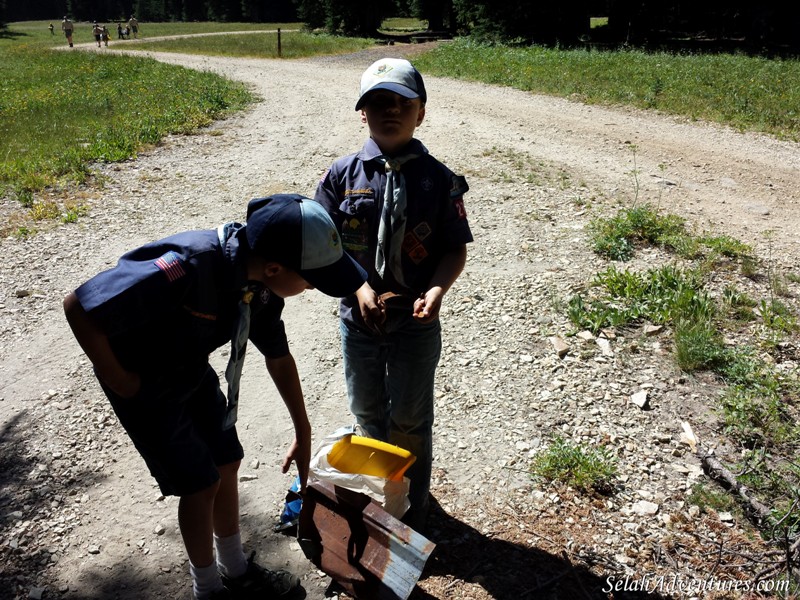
[{"left": 275, "top": 475, "right": 302, "bottom": 532}]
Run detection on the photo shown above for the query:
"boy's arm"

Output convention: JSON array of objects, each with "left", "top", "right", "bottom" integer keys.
[
  {"left": 265, "top": 353, "right": 312, "bottom": 490},
  {"left": 63, "top": 292, "right": 141, "bottom": 398},
  {"left": 413, "top": 243, "right": 467, "bottom": 323}
]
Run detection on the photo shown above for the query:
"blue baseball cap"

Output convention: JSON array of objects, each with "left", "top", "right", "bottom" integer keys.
[
  {"left": 355, "top": 58, "right": 427, "bottom": 111},
  {"left": 245, "top": 194, "right": 366, "bottom": 298}
]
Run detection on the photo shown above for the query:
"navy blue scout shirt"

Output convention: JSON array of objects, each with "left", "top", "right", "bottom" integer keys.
[
  {"left": 75, "top": 224, "right": 289, "bottom": 383},
  {"left": 315, "top": 137, "right": 473, "bottom": 326}
]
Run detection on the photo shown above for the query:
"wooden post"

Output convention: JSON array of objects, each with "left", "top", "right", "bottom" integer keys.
[{"left": 277, "top": 28, "right": 282, "bottom": 58}]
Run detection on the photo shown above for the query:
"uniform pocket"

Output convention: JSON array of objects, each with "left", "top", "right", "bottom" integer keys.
[{"left": 338, "top": 196, "right": 375, "bottom": 266}]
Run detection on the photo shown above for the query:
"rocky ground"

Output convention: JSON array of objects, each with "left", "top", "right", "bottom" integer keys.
[{"left": 1, "top": 40, "right": 799, "bottom": 600}]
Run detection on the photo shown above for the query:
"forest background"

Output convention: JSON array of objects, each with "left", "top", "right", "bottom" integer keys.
[{"left": 2, "top": 0, "right": 799, "bottom": 53}]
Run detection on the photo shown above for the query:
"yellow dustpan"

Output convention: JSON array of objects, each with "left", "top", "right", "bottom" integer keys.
[{"left": 327, "top": 435, "right": 416, "bottom": 481}]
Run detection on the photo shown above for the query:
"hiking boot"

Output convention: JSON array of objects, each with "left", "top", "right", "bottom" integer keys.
[{"left": 221, "top": 552, "right": 304, "bottom": 599}]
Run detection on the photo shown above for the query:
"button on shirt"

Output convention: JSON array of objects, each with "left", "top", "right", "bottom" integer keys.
[
  {"left": 75, "top": 226, "right": 289, "bottom": 385},
  {"left": 315, "top": 137, "right": 472, "bottom": 326}
]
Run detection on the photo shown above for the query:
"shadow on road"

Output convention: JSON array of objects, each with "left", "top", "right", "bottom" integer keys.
[{"left": 412, "top": 496, "right": 670, "bottom": 600}]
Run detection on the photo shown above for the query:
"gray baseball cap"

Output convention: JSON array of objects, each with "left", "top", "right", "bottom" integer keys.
[{"left": 355, "top": 58, "right": 427, "bottom": 110}]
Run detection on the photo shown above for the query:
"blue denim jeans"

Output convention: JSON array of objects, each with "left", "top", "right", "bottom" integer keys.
[{"left": 339, "top": 315, "right": 441, "bottom": 515}]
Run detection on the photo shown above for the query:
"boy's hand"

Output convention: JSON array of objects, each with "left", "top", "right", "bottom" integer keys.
[
  {"left": 355, "top": 282, "right": 386, "bottom": 332},
  {"left": 282, "top": 434, "right": 311, "bottom": 490},
  {"left": 413, "top": 287, "right": 444, "bottom": 323}
]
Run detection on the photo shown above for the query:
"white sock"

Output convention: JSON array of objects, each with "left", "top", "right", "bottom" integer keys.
[
  {"left": 214, "top": 532, "right": 248, "bottom": 579},
  {"left": 190, "top": 560, "right": 224, "bottom": 599}
]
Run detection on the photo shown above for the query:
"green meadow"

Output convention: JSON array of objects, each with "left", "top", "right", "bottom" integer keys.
[
  {"left": 1, "top": 19, "right": 798, "bottom": 219},
  {"left": 136, "top": 29, "right": 374, "bottom": 58},
  {"left": 414, "top": 39, "right": 800, "bottom": 140}
]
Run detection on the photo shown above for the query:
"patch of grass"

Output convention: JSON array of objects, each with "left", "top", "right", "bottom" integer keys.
[
  {"left": 567, "top": 265, "right": 713, "bottom": 334},
  {"left": 569, "top": 201, "right": 799, "bottom": 530},
  {"left": 414, "top": 39, "right": 800, "bottom": 141},
  {"left": 701, "top": 234, "right": 753, "bottom": 259},
  {"left": 770, "top": 273, "right": 793, "bottom": 299},
  {"left": 733, "top": 450, "right": 800, "bottom": 540},
  {"left": 718, "top": 384, "right": 798, "bottom": 448},
  {"left": 137, "top": 30, "right": 376, "bottom": 58},
  {"left": 722, "top": 285, "right": 758, "bottom": 322},
  {"left": 29, "top": 200, "right": 61, "bottom": 221},
  {"left": 0, "top": 21, "right": 386, "bottom": 215},
  {"left": 588, "top": 204, "right": 692, "bottom": 261},
  {"left": 687, "top": 481, "right": 739, "bottom": 514},
  {"left": 380, "top": 17, "right": 428, "bottom": 33},
  {"left": 0, "top": 40, "right": 254, "bottom": 206},
  {"left": 673, "top": 318, "right": 725, "bottom": 371},
  {"left": 61, "top": 202, "right": 89, "bottom": 224},
  {"left": 480, "top": 146, "right": 546, "bottom": 185},
  {"left": 740, "top": 255, "right": 761, "bottom": 279},
  {"left": 760, "top": 298, "right": 798, "bottom": 334},
  {"left": 531, "top": 436, "right": 617, "bottom": 495}
]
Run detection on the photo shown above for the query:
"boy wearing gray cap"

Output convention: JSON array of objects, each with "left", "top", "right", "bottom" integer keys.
[
  {"left": 64, "top": 194, "right": 366, "bottom": 599},
  {"left": 314, "top": 58, "right": 473, "bottom": 531}
]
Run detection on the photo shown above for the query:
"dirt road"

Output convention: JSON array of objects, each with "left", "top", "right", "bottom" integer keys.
[{"left": 1, "top": 41, "right": 798, "bottom": 600}]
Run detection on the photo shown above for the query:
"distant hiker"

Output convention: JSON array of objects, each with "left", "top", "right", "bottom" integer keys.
[
  {"left": 92, "top": 22, "right": 102, "bottom": 47},
  {"left": 128, "top": 14, "right": 139, "bottom": 39},
  {"left": 117, "top": 22, "right": 123, "bottom": 39},
  {"left": 61, "top": 16, "right": 74, "bottom": 48},
  {"left": 48, "top": 23, "right": 54, "bottom": 35},
  {"left": 102, "top": 26, "right": 110, "bottom": 47}
]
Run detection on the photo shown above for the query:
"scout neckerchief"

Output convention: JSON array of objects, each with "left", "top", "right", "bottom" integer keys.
[
  {"left": 374, "top": 153, "right": 420, "bottom": 286},
  {"left": 218, "top": 222, "right": 260, "bottom": 430}
]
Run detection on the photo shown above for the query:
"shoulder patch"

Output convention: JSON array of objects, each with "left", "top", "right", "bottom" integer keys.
[
  {"left": 449, "top": 175, "right": 469, "bottom": 198},
  {"left": 154, "top": 251, "right": 186, "bottom": 282},
  {"left": 453, "top": 197, "right": 468, "bottom": 219}
]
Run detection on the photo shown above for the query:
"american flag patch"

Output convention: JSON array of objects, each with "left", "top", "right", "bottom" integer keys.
[{"left": 154, "top": 251, "right": 186, "bottom": 282}]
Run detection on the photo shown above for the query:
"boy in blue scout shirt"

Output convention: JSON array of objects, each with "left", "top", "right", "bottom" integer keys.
[
  {"left": 314, "top": 58, "right": 473, "bottom": 530},
  {"left": 64, "top": 194, "right": 366, "bottom": 600}
]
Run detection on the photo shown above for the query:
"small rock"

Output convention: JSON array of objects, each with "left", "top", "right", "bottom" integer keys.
[
  {"left": 596, "top": 337, "right": 613, "bottom": 356},
  {"left": 631, "top": 500, "right": 659, "bottom": 516},
  {"left": 643, "top": 324, "right": 663, "bottom": 336},
  {"left": 154, "top": 524, "right": 166, "bottom": 536},
  {"left": 630, "top": 390, "right": 649, "bottom": 409},
  {"left": 28, "top": 587, "right": 46, "bottom": 600},
  {"left": 549, "top": 336, "right": 569, "bottom": 358},
  {"left": 87, "top": 545, "right": 100, "bottom": 555}
]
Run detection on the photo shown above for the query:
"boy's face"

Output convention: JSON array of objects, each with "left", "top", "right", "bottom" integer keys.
[
  {"left": 260, "top": 263, "right": 313, "bottom": 298},
  {"left": 360, "top": 90, "right": 425, "bottom": 155}
]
